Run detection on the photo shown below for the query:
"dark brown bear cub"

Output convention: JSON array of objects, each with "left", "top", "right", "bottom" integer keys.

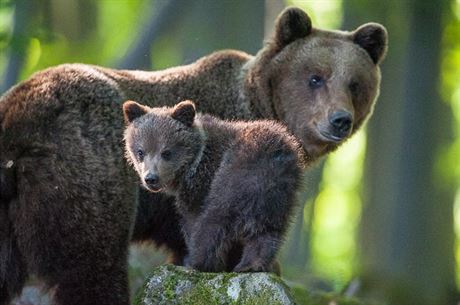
[{"left": 123, "top": 100, "right": 304, "bottom": 272}]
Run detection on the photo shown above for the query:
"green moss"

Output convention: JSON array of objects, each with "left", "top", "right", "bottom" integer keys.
[
  {"left": 134, "top": 265, "right": 380, "bottom": 305},
  {"left": 133, "top": 283, "right": 146, "bottom": 305},
  {"left": 240, "top": 289, "right": 283, "bottom": 305},
  {"left": 162, "top": 272, "right": 178, "bottom": 300},
  {"left": 290, "top": 286, "right": 311, "bottom": 305}
]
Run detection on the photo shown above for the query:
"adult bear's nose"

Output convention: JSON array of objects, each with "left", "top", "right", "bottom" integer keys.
[{"left": 329, "top": 111, "right": 353, "bottom": 137}]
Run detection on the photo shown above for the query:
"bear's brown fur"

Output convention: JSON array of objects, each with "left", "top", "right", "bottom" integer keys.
[
  {"left": 0, "top": 7, "right": 387, "bottom": 305},
  {"left": 123, "top": 100, "right": 304, "bottom": 273}
]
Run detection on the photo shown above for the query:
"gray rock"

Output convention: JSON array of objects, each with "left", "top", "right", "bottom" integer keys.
[{"left": 135, "top": 265, "right": 296, "bottom": 305}]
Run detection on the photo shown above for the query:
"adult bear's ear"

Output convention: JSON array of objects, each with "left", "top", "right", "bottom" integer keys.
[
  {"left": 273, "top": 7, "right": 312, "bottom": 50},
  {"left": 123, "top": 100, "right": 149, "bottom": 124},
  {"left": 171, "top": 100, "right": 196, "bottom": 127},
  {"left": 353, "top": 23, "right": 388, "bottom": 65}
]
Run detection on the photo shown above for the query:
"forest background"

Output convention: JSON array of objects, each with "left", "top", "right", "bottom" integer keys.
[{"left": 1, "top": 1, "right": 459, "bottom": 304}]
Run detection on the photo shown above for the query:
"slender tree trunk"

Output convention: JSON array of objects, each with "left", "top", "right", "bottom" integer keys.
[
  {"left": 48, "top": 0, "right": 97, "bottom": 42},
  {"left": 1, "top": 0, "right": 34, "bottom": 94},
  {"left": 178, "top": 0, "right": 264, "bottom": 63},
  {"left": 344, "top": 1, "right": 456, "bottom": 304},
  {"left": 117, "top": 0, "right": 185, "bottom": 69}
]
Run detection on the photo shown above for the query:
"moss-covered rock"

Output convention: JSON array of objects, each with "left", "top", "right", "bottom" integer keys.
[
  {"left": 134, "top": 265, "right": 295, "bottom": 305},
  {"left": 134, "top": 265, "right": 376, "bottom": 305}
]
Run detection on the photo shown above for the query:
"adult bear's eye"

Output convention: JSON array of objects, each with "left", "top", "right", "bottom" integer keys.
[
  {"left": 161, "top": 149, "right": 172, "bottom": 161},
  {"left": 137, "top": 149, "right": 144, "bottom": 161},
  {"left": 309, "top": 75, "right": 325, "bottom": 89},
  {"left": 349, "top": 81, "right": 359, "bottom": 94}
]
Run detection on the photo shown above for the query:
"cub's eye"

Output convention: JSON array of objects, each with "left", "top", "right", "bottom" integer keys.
[
  {"left": 137, "top": 149, "right": 144, "bottom": 160},
  {"left": 349, "top": 81, "right": 359, "bottom": 94},
  {"left": 161, "top": 149, "right": 172, "bottom": 161},
  {"left": 309, "top": 75, "right": 325, "bottom": 89}
]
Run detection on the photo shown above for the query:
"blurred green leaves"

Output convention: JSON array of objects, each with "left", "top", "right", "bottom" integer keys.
[{"left": 312, "top": 131, "right": 366, "bottom": 289}]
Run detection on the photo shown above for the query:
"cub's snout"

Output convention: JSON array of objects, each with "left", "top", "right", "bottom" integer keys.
[{"left": 143, "top": 171, "right": 162, "bottom": 192}]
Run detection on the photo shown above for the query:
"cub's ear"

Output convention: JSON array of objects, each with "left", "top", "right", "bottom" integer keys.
[
  {"left": 122, "top": 100, "right": 149, "bottom": 124},
  {"left": 273, "top": 7, "right": 312, "bottom": 50},
  {"left": 353, "top": 23, "right": 388, "bottom": 65},
  {"left": 171, "top": 100, "right": 196, "bottom": 127}
]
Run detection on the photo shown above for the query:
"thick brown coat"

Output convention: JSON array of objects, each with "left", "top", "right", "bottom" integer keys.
[{"left": 0, "top": 7, "right": 387, "bottom": 305}]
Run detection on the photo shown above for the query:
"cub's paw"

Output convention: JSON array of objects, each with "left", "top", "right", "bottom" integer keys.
[
  {"left": 181, "top": 254, "right": 191, "bottom": 267},
  {"left": 166, "top": 253, "right": 187, "bottom": 266},
  {"left": 233, "top": 260, "right": 280, "bottom": 275},
  {"left": 187, "top": 257, "right": 209, "bottom": 272},
  {"left": 233, "top": 262, "right": 267, "bottom": 273}
]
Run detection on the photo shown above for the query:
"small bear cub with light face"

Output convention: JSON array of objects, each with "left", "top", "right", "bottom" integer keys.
[{"left": 123, "top": 100, "right": 304, "bottom": 272}]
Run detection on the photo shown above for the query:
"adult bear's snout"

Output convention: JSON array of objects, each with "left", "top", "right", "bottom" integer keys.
[{"left": 329, "top": 111, "right": 353, "bottom": 138}]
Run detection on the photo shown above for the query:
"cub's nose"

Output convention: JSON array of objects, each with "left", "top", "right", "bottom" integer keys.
[
  {"left": 144, "top": 173, "right": 159, "bottom": 186},
  {"left": 329, "top": 111, "right": 353, "bottom": 136}
]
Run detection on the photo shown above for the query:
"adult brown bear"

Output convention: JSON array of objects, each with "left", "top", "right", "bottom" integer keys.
[{"left": 0, "top": 7, "right": 387, "bottom": 305}]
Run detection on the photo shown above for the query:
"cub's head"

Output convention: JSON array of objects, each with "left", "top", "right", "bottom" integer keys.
[
  {"left": 247, "top": 7, "right": 388, "bottom": 159},
  {"left": 123, "top": 100, "right": 202, "bottom": 194}
]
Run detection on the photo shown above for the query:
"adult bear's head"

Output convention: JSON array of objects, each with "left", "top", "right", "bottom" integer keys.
[{"left": 245, "top": 7, "right": 388, "bottom": 160}]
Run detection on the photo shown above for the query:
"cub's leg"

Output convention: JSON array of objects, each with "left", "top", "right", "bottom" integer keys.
[
  {"left": 132, "top": 188, "right": 187, "bottom": 265},
  {"left": 233, "top": 234, "right": 281, "bottom": 274},
  {"left": 187, "top": 212, "right": 234, "bottom": 272}
]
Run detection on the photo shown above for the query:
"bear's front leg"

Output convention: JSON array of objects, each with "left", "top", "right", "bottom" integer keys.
[
  {"left": 233, "top": 233, "right": 281, "bottom": 274},
  {"left": 187, "top": 216, "right": 233, "bottom": 272},
  {"left": 132, "top": 188, "right": 188, "bottom": 265}
]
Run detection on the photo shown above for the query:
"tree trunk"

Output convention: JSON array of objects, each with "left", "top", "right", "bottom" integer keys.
[
  {"left": 343, "top": 0, "right": 456, "bottom": 304},
  {"left": 1, "top": 0, "right": 34, "bottom": 94},
  {"left": 178, "top": 0, "right": 265, "bottom": 63},
  {"left": 117, "top": 0, "right": 185, "bottom": 69}
]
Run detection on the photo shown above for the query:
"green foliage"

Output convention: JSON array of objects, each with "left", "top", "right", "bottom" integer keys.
[
  {"left": 311, "top": 132, "right": 366, "bottom": 288},
  {"left": 287, "top": 0, "right": 343, "bottom": 29},
  {"left": 439, "top": 0, "right": 460, "bottom": 289},
  {"left": 0, "top": 1, "right": 14, "bottom": 75},
  {"left": 1, "top": 0, "right": 152, "bottom": 83},
  {"left": 439, "top": 0, "right": 460, "bottom": 187}
]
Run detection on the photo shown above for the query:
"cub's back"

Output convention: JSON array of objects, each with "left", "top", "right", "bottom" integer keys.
[
  {"left": 230, "top": 120, "right": 305, "bottom": 169},
  {"left": 201, "top": 118, "right": 305, "bottom": 236}
]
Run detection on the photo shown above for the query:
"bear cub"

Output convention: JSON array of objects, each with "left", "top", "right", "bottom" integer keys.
[{"left": 123, "top": 100, "right": 304, "bottom": 273}]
